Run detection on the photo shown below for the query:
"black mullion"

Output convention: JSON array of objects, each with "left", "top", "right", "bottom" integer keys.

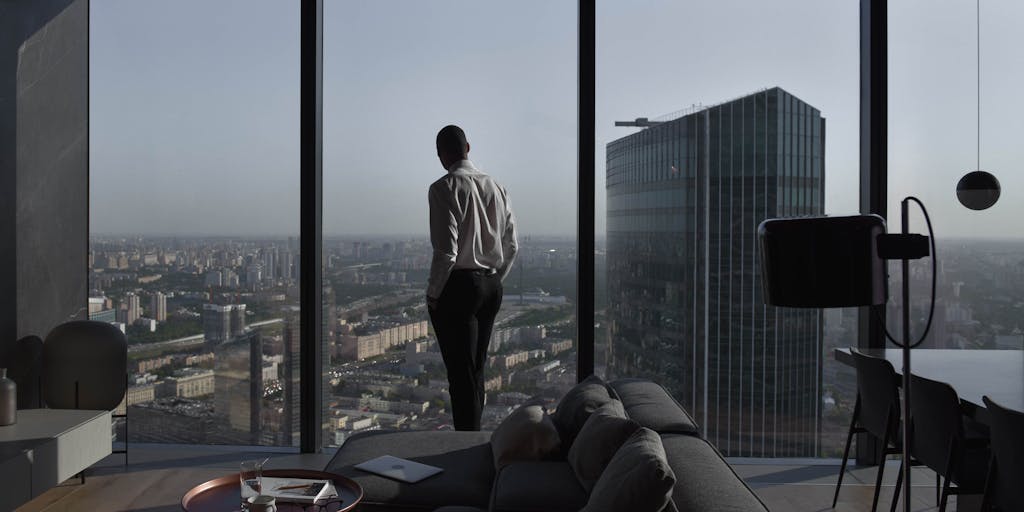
[
  {"left": 577, "top": 0, "right": 595, "bottom": 381},
  {"left": 299, "top": 0, "right": 324, "bottom": 453}
]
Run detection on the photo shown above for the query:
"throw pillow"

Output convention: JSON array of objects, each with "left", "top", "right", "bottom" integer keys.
[
  {"left": 490, "top": 404, "right": 561, "bottom": 470},
  {"left": 568, "top": 399, "right": 641, "bottom": 492},
  {"left": 551, "top": 374, "right": 614, "bottom": 450},
  {"left": 580, "top": 427, "right": 677, "bottom": 512}
]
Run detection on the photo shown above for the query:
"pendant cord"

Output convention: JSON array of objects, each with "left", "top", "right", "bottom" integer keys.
[{"left": 977, "top": 0, "right": 981, "bottom": 171}]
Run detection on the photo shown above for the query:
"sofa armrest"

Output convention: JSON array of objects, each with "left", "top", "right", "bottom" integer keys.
[
  {"left": 661, "top": 434, "right": 768, "bottom": 511},
  {"left": 491, "top": 461, "right": 588, "bottom": 512}
]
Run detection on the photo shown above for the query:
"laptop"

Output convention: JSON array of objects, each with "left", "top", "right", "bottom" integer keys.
[{"left": 354, "top": 455, "right": 444, "bottom": 483}]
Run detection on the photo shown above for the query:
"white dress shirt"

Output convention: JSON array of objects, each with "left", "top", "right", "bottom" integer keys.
[{"left": 427, "top": 159, "right": 518, "bottom": 300}]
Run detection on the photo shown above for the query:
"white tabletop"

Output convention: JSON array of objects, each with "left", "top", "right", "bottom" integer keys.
[
  {"left": 834, "top": 348, "right": 1024, "bottom": 421},
  {"left": 0, "top": 409, "right": 110, "bottom": 443}
]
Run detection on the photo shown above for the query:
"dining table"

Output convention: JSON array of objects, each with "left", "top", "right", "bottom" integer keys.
[{"left": 833, "top": 348, "right": 1024, "bottom": 425}]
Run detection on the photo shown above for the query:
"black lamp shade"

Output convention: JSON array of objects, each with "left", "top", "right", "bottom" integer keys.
[{"left": 758, "top": 215, "right": 888, "bottom": 308}]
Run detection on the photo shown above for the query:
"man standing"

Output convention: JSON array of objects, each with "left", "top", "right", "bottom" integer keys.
[{"left": 427, "top": 125, "right": 518, "bottom": 431}]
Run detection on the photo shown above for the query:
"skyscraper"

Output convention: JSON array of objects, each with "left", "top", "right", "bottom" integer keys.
[
  {"left": 282, "top": 307, "right": 300, "bottom": 447},
  {"left": 124, "top": 292, "right": 140, "bottom": 325},
  {"left": 150, "top": 291, "right": 167, "bottom": 322},
  {"left": 213, "top": 329, "right": 263, "bottom": 444},
  {"left": 605, "top": 88, "right": 824, "bottom": 457},
  {"left": 203, "top": 303, "right": 247, "bottom": 344}
]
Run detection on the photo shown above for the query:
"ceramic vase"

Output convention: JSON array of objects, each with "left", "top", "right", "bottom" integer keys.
[{"left": 0, "top": 368, "right": 15, "bottom": 426}]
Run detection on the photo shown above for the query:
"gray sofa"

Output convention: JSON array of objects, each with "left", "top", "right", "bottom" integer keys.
[{"left": 324, "top": 378, "right": 768, "bottom": 512}]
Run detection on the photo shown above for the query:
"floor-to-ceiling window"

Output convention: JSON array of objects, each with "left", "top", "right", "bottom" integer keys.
[
  {"left": 888, "top": 0, "right": 1024, "bottom": 353},
  {"left": 594, "top": 0, "right": 861, "bottom": 458},
  {"left": 89, "top": 0, "right": 301, "bottom": 447},
  {"left": 321, "top": 1, "right": 578, "bottom": 447}
]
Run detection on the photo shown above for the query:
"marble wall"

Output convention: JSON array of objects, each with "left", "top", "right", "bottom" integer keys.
[{"left": 0, "top": 0, "right": 89, "bottom": 366}]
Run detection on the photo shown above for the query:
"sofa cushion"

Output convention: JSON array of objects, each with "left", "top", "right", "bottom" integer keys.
[
  {"left": 580, "top": 427, "right": 676, "bottom": 512},
  {"left": 490, "top": 404, "right": 561, "bottom": 469},
  {"left": 660, "top": 433, "right": 769, "bottom": 511},
  {"left": 551, "top": 374, "right": 614, "bottom": 450},
  {"left": 324, "top": 430, "right": 494, "bottom": 511},
  {"left": 568, "top": 400, "right": 640, "bottom": 492},
  {"left": 608, "top": 378, "right": 701, "bottom": 436},
  {"left": 491, "top": 461, "right": 589, "bottom": 512}
]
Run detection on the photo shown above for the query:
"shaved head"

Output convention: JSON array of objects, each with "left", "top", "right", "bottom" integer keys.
[{"left": 436, "top": 124, "right": 469, "bottom": 169}]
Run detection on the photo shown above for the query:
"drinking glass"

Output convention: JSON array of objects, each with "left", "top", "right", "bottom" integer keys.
[{"left": 240, "top": 459, "right": 263, "bottom": 506}]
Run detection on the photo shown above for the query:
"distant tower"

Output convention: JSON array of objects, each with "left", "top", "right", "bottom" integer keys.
[
  {"left": 231, "top": 304, "right": 247, "bottom": 336},
  {"left": 282, "top": 307, "right": 301, "bottom": 447},
  {"left": 124, "top": 293, "right": 140, "bottom": 325},
  {"left": 203, "top": 304, "right": 231, "bottom": 343},
  {"left": 322, "top": 285, "right": 336, "bottom": 440},
  {"left": 203, "top": 304, "right": 239, "bottom": 343},
  {"left": 150, "top": 292, "right": 167, "bottom": 322}
]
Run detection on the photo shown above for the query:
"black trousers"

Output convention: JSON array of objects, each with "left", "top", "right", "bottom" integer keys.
[{"left": 429, "top": 269, "right": 502, "bottom": 431}]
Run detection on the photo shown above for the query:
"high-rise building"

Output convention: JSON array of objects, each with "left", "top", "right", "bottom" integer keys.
[
  {"left": 322, "top": 285, "right": 335, "bottom": 440},
  {"left": 123, "top": 293, "right": 140, "bottom": 325},
  {"left": 203, "top": 303, "right": 247, "bottom": 343},
  {"left": 605, "top": 88, "right": 824, "bottom": 457},
  {"left": 203, "top": 304, "right": 232, "bottom": 343},
  {"left": 281, "top": 307, "right": 300, "bottom": 447},
  {"left": 204, "top": 270, "right": 223, "bottom": 287},
  {"left": 213, "top": 330, "right": 263, "bottom": 444},
  {"left": 150, "top": 291, "right": 167, "bottom": 322}
]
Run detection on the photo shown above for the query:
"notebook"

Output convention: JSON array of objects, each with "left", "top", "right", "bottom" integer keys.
[
  {"left": 354, "top": 455, "right": 444, "bottom": 483},
  {"left": 262, "top": 477, "right": 337, "bottom": 504}
]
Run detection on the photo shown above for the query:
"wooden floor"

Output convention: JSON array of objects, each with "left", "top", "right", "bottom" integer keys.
[{"left": 18, "top": 445, "right": 969, "bottom": 511}]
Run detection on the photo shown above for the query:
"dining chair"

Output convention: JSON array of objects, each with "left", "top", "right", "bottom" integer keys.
[
  {"left": 833, "top": 350, "right": 902, "bottom": 512},
  {"left": 980, "top": 396, "right": 1024, "bottom": 512},
  {"left": 892, "top": 374, "right": 990, "bottom": 512}
]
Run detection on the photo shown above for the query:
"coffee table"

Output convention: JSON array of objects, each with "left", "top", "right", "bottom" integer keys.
[{"left": 181, "top": 469, "right": 363, "bottom": 511}]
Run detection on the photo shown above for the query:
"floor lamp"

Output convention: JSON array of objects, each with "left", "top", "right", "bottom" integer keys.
[{"left": 759, "top": 208, "right": 932, "bottom": 512}]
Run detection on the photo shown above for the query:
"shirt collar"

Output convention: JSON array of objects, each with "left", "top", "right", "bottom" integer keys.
[{"left": 447, "top": 159, "right": 477, "bottom": 173}]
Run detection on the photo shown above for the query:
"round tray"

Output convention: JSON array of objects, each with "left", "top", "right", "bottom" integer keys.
[{"left": 181, "top": 469, "right": 363, "bottom": 512}]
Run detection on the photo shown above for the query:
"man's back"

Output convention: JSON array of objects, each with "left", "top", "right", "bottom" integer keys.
[{"left": 427, "top": 159, "right": 517, "bottom": 300}]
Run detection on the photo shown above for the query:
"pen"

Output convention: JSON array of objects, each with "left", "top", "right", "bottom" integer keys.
[{"left": 275, "top": 484, "right": 310, "bottom": 491}]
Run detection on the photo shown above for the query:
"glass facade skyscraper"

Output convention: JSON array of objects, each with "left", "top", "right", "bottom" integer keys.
[{"left": 606, "top": 87, "right": 824, "bottom": 457}]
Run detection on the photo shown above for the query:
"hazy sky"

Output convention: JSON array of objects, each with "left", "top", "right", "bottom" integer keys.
[{"left": 90, "top": 0, "right": 1021, "bottom": 239}]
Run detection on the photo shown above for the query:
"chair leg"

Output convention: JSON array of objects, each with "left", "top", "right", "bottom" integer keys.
[
  {"left": 936, "top": 472, "right": 941, "bottom": 505},
  {"left": 938, "top": 439, "right": 958, "bottom": 512},
  {"left": 980, "top": 459, "right": 995, "bottom": 512},
  {"left": 890, "top": 459, "right": 904, "bottom": 512},
  {"left": 872, "top": 428, "right": 888, "bottom": 512},
  {"left": 939, "top": 474, "right": 953, "bottom": 512},
  {"left": 833, "top": 417, "right": 858, "bottom": 508}
]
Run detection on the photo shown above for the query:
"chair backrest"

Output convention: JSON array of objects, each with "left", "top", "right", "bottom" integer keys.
[
  {"left": 42, "top": 321, "right": 127, "bottom": 410},
  {"left": 982, "top": 396, "right": 1024, "bottom": 512},
  {"left": 851, "top": 350, "right": 900, "bottom": 439},
  {"left": 8, "top": 335, "right": 43, "bottom": 409},
  {"left": 908, "top": 374, "right": 964, "bottom": 477}
]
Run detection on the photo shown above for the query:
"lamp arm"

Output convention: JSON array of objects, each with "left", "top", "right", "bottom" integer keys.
[{"left": 876, "top": 196, "right": 938, "bottom": 349}]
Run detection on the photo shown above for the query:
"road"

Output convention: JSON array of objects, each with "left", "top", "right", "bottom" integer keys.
[{"left": 127, "top": 318, "right": 284, "bottom": 354}]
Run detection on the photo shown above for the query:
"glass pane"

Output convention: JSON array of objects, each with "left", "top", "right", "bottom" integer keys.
[
  {"left": 889, "top": 1, "right": 1024, "bottom": 352},
  {"left": 89, "top": 0, "right": 300, "bottom": 446},
  {"left": 323, "top": 1, "right": 577, "bottom": 447},
  {"left": 596, "top": 0, "right": 859, "bottom": 457}
]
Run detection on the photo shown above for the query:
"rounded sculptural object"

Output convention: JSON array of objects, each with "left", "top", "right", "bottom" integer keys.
[{"left": 42, "top": 320, "right": 127, "bottom": 410}]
